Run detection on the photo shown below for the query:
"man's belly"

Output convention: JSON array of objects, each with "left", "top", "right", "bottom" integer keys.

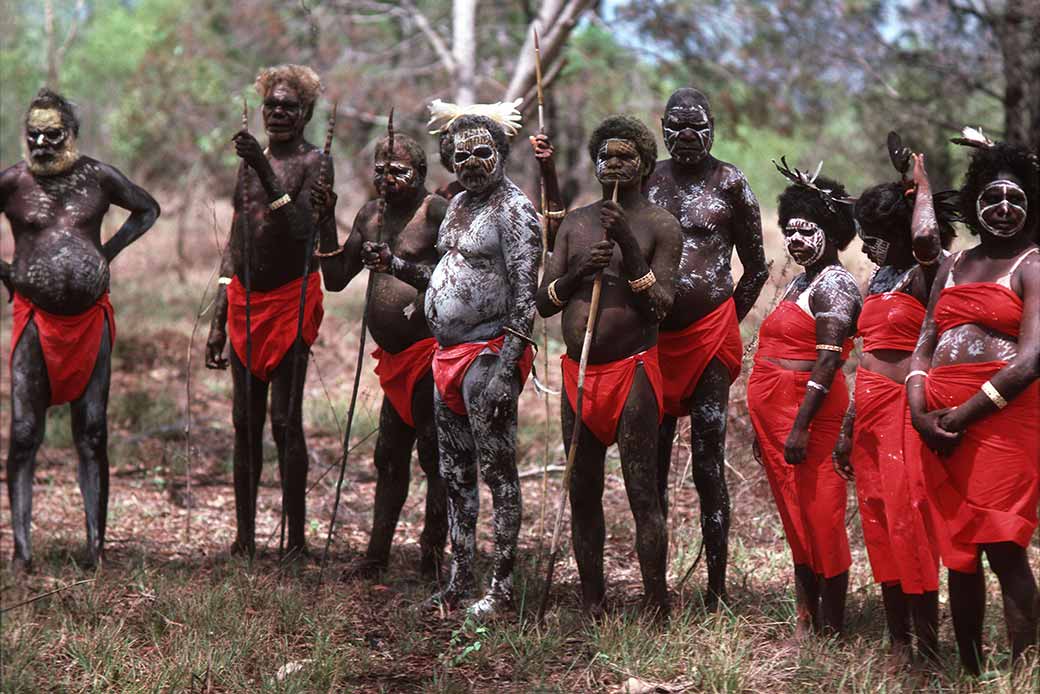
[
  {"left": 425, "top": 255, "right": 510, "bottom": 346},
  {"left": 13, "top": 232, "right": 109, "bottom": 314},
  {"left": 662, "top": 266, "right": 734, "bottom": 331}
]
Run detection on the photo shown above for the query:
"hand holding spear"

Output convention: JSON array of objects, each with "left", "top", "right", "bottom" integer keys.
[{"left": 537, "top": 180, "right": 619, "bottom": 622}]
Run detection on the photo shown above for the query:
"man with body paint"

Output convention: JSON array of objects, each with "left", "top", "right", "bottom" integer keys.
[
  {"left": 2, "top": 88, "right": 160, "bottom": 570},
  {"left": 363, "top": 114, "right": 541, "bottom": 619},
  {"left": 644, "top": 88, "right": 768, "bottom": 605},
  {"left": 537, "top": 116, "right": 682, "bottom": 616},
  {"left": 205, "top": 64, "right": 335, "bottom": 558},
  {"left": 314, "top": 134, "right": 449, "bottom": 579}
]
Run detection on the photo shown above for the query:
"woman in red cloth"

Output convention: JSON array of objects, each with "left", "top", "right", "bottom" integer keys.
[
  {"left": 748, "top": 163, "right": 861, "bottom": 638},
  {"left": 908, "top": 138, "right": 1040, "bottom": 674},
  {"left": 832, "top": 148, "right": 960, "bottom": 664}
]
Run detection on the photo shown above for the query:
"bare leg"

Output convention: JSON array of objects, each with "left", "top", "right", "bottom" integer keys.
[
  {"left": 358, "top": 393, "right": 418, "bottom": 575},
  {"left": 466, "top": 354, "right": 523, "bottom": 618},
  {"left": 431, "top": 387, "right": 478, "bottom": 608},
  {"left": 616, "top": 366, "right": 670, "bottom": 615},
  {"left": 562, "top": 389, "right": 609, "bottom": 615},
  {"left": 6, "top": 320, "right": 49, "bottom": 570},
  {"left": 911, "top": 590, "right": 940, "bottom": 665},
  {"left": 413, "top": 372, "right": 447, "bottom": 578},
  {"left": 688, "top": 358, "right": 732, "bottom": 604},
  {"left": 793, "top": 563, "right": 820, "bottom": 637},
  {"left": 656, "top": 414, "right": 677, "bottom": 516},
  {"left": 948, "top": 561, "right": 986, "bottom": 675},
  {"left": 269, "top": 340, "right": 311, "bottom": 554},
  {"left": 881, "top": 581, "right": 912, "bottom": 663},
  {"left": 229, "top": 349, "right": 269, "bottom": 557},
  {"left": 69, "top": 319, "right": 113, "bottom": 568},
  {"left": 983, "top": 541, "right": 1039, "bottom": 667},
  {"left": 821, "top": 570, "right": 848, "bottom": 635}
]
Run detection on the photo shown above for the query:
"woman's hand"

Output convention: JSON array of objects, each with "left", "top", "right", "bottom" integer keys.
[
  {"left": 912, "top": 406, "right": 962, "bottom": 456},
  {"left": 784, "top": 424, "right": 810, "bottom": 465},
  {"left": 832, "top": 432, "right": 854, "bottom": 481}
]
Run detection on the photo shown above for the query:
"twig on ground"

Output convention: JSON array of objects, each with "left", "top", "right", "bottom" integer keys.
[{"left": 1, "top": 578, "right": 95, "bottom": 614}]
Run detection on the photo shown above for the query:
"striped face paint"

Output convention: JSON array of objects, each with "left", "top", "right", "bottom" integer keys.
[
  {"left": 977, "top": 178, "right": 1028, "bottom": 238},
  {"left": 453, "top": 128, "right": 500, "bottom": 193},
  {"left": 783, "top": 217, "right": 826, "bottom": 266},
  {"left": 663, "top": 104, "right": 713, "bottom": 165},
  {"left": 858, "top": 227, "right": 890, "bottom": 265},
  {"left": 595, "top": 138, "right": 642, "bottom": 184}
]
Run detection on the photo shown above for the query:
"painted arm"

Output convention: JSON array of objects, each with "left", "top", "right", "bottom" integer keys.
[
  {"left": 601, "top": 201, "right": 679, "bottom": 322},
  {"left": 910, "top": 154, "right": 942, "bottom": 267},
  {"left": 906, "top": 256, "right": 962, "bottom": 454},
  {"left": 497, "top": 202, "right": 543, "bottom": 371},
  {"left": 730, "top": 172, "right": 768, "bottom": 320},
  {"left": 536, "top": 214, "right": 613, "bottom": 318},
  {"left": 0, "top": 166, "right": 16, "bottom": 296},
  {"left": 530, "top": 134, "right": 566, "bottom": 252},
  {"left": 784, "top": 271, "right": 861, "bottom": 465},
  {"left": 832, "top": 398, "right": 856, "bottom": 480},
  {"left": 939, "top": 255, "right": 1040, "bottom": 433},
  {"left": 320, "top": 199, "right": 371, "bottom": 292},
  {"left": 99, "top": 163, "right": 160, "bottom": 263},
  {"left": 205, "top": 210, "right": 238, "bottom": 370},
  {"left": 231, "top": 130, "right": 311, "bottom": 241}
]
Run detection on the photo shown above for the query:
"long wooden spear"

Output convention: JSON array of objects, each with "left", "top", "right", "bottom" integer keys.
[
  {"left": 240, "top": 97, "right": 258, "bottom": 561},
  {"left": 320, "top": 108, "right": 394, "bottom": 583},
  {"left": 533, "top": 26, "right": 554, "bottom": 559},
  {"left": 276, "top": 100, "right": 338, "bottom": 558},
  {"left": 537, "top": 180, "right": 619, "bottom": 622}
]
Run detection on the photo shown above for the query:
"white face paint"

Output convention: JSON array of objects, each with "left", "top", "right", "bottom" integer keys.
[
  {"left": 452, "top": 127, "right": 500, "bottom": 193},
  {"left": 858, "top": 227, "right": 890, "bottom": 266},
  {"left": 976, "top": 179, "right": 1028, "bottom": 238},
  {"left": 595, "top": 138, "right": 642, "bottom": 184},
  {"left": 663, "top": 104, "right": 713, "bottom": 166},
  {"left": 784, "top": 217, "right": 826, "bottom": 266}
]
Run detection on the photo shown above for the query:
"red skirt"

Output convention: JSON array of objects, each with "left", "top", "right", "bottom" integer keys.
[
  {"left": 432, "top": 335, "right": 534, "bottom": 416},
  {"left": 658, "top": 298, "right": 743, "bottom": 417},
  {"left": 372, "top": 337, "right": 437, "bottom": 427},
  {"left": 920, "top": 361, "right": 1040, "bottom": 572},
  {"left": 747, "top": 359, "right": 851, "bottom": 577},
  {"left": 10, "top": 292, "right": 115, "bottom": 405},
  {"left": 561, "top": 347, "right": 664, "bottom": 446},
  {"left": 226, "top": 273, "right": 324, "bottom": 382},
  {"left": 852, "top": 368, "right": 939, "bottom": 593}
]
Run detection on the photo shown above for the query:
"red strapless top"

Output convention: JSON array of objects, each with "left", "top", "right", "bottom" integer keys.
[
  {"left": 934, "top": 283, "right": 1023, "bottom": 339},
  {"left": 858, "top": 292, "right": 926, "bottom": 353},
  {"left": 757, "top": 300, "right": 854, "bottom": 361}
]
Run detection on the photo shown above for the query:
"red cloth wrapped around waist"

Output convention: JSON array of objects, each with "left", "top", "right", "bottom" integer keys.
[
  {"left": 561, "top": 346, "right": 664, "bottom": 446},
  {"left": 852, "top": 367, "right": 939, "bottom": 593},
  {"left": 226, "top": 273, "right": 324, "bottom": 382},
  {"left": 934, "top": 283, "right": 1022, "bottom": 338},
  {"left": 432, "top": 334, "right": 534, "bottom": 416},
  {"left": 372, "top": 337, "right": 438, "bottom": 427},
  {"left": 757, "top": 301, "right": 853, "bottom": 361},
  {"left": 657, "top": 298, "right": 743, "bottom": 417},
  {"left": 920, "top": 361, "right": 1040, "bottom": 572},
  {"left": 10, "top": 292, "right": 115, "bottom": 406},
  {"left": 859, "top": 292, "right": 926, "bottom": 353},
  {"left": 747, "top": 359, "right": 851, "bottom": 577}
]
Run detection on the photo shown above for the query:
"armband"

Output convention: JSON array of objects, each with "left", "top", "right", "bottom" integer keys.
[
  {"left": 268, "top": 193, "right": 291, "bottom": 211},
  {"left": 981, "top": 380, "right": 1008, "bottom": 409},
  {"left": 807, "top": 380, "right": 829, "bottom": 394},
  {"left": 815, "top": 344, "right": 843, "bottom": 353},
  {"left": 218, "top": 276, "right": 232, "bottom": 286},
  {"left": 628, "top": 270, "right": 656, "bottom": 293},
  {"left": 547, "top": 279, "right": 565, "bottom": 307},
  {"left": 313, "top": 245, "right": 344, "bottom": 258},
  {"left": 904, "top": 369, "right": 928, "bottom": 384}
]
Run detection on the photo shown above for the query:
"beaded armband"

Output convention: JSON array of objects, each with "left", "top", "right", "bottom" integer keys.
[
  {"left": 628, "top": 270, "right": 656, "bottom": 293},
  {"left": 815, "top": 344, "right": 843, "bottom": 353},
  {"left": 268, "top": 193, "right": 291, "bottom": 211}
]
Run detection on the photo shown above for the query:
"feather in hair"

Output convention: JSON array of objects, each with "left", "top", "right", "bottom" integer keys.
[
  {"left": 950, "top": 125, "right": 995, "bottom": 149},
  {"left": 427, "top": 98, "right": 523, "bottom": 136}
]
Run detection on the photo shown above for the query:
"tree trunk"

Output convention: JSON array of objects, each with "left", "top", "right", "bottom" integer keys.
[
  {"left": 996, "top": 3, "right": 1040, "bottom": 149},
  {"left": 453, "top": 0, "right": 477, "bottom": 105}
]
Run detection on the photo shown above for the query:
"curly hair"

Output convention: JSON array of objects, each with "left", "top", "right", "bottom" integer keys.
[
  {"left": 254, "top": 64, "right": 322, "bottom": 107},
  {"left": 959, "top": 142, "right": 1040, "bottom": 236},
  {"left": 778, "top": 175, "right": 857, "bottom": 250},
  {"left": 26, "top": 88, "right": 79, "bottom": 136},
  {"left": 375, "top": 133, "right": 428, "bottom": 181},
  {"left": 587, "top": 115, "right": 657, "bottom": 178},
  {"left": 438, "top": 131, "right": 454, "bottom": 172},
  {"left": 446, "top": 114, "right": 510, "bottom": 161},
  {"left": 855, "top": 182, "right": 957, "bottom": 249}
]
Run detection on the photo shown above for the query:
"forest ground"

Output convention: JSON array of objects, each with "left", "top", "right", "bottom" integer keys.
[{"left": 1, "top": 203, "right": 1038, "bottom": 693}]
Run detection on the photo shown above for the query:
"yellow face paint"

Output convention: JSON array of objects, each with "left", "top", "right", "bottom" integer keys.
[{"left": 27, "top": 108, "right": 63, "bottom": 130}]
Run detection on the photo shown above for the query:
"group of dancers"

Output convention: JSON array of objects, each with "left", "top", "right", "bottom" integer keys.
[{"left": 2, "top": 63, "right": 1037, "bottom": 674}]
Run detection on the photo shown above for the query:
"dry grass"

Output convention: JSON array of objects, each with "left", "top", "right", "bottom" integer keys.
[{"left": 1, "top": 203, "right": 1038, "bottom": 693}]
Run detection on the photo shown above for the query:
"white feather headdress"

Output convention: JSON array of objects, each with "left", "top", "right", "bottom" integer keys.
[
  {"left": 427, "top": 98, "right": 524, "bottom": 136},
  {"left": 950, "top": 126, "right": 995, "bottom": 149}
]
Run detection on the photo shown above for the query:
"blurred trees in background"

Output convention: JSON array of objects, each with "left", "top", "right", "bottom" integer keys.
[{"left": 2, "top": 0, "right": 1035, "bottom": 225}]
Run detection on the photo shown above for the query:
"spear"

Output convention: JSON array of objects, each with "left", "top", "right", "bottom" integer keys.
[
  {"left": 533, "top": 25, "right": 553, "bottom": 560},
  {"left": 320, "top": 108, "right": 394, "bottom": 583},
  {"left": 537, "top": 180, "right": 619, "bottom": 622},
  {"left": 240, "top": 96, "right": 258, "bottom": 561},
  {"left": 277, "top": 100, "right": 336, "bottom": 558}
]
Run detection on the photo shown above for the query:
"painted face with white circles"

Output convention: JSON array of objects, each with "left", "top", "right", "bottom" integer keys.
[
  {"left": 976, "top": 176, "right": 1028, "bottom": 238},
  {"left": 783, "top": 217, "right": 826, "bottom": 266},
  {"left": 453, "top": 127, "right": 500, "bottom": 194}
]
